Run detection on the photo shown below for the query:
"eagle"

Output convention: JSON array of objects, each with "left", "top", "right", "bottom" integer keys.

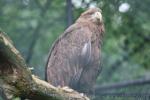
[{"left": 45, "top": 7, "right": 104, "bottom": 93}]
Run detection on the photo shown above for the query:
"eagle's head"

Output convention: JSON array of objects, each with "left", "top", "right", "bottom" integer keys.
[{"left": 77, "top": 7, "right": 103, "bottom": 25}]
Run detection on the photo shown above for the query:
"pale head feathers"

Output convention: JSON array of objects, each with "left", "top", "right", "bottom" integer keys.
[{"left": 76, "top": 7, "right": 103, "bottom": 24}]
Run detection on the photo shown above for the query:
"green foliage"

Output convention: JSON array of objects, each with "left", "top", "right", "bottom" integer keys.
[{"left": 0, "top": 0, "right": 149, "bottom": 99}]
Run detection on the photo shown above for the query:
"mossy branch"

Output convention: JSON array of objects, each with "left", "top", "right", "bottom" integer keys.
[{"left": 0, "top": 31, "right": 89, "bottom": 100}]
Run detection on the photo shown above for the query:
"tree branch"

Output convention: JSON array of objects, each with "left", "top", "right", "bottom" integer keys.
[
  {"left": 94, "top": 78, "right": 150, "bottom": 94},
  {"left": 0, "top": 31, "right": 89, "bottom": 100},
  {"left": 94, "top": 92, "right": 150, "bottom": 98}
]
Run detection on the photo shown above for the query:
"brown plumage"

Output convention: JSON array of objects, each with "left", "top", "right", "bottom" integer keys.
[{"left": 45, "top": 8, "right": 104, "bottom": 92}]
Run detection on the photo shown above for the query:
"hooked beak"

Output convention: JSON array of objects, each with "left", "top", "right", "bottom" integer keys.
[{"left": 92, "top": 11, "right": 103, "bottom": 23}]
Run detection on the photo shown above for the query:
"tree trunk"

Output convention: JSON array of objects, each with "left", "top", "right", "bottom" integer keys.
[
  {"left": 66, "top": 0, "right": 73, "bottom": 27},
  {"left": 0, "top": 31, "right": 89, "bottom": 100},
  {"left": 26, "top": 0, "right": 52, "bottom": 64}
]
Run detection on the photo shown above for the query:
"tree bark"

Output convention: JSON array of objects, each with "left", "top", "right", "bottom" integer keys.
[{"left": 0, "top": 31, "right": 89, "bottom": 100}]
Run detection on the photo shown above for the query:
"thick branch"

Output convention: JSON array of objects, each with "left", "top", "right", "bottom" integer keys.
[{"left": 0, "top": 31, "right": 89, "bottom": 100}]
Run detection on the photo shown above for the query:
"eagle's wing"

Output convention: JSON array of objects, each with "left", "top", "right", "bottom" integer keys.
[
  {"left": 80, "top": 41, "right": 92, "bottom": 66},
  {"left": 45, "top": 23, "right": 93, "bottom": 86},
  {"left": 69, "top": 41, "right": 92, "bottom": 89},
  {"left": 69, "top": 26, "right": 102, "bottom": 92}
]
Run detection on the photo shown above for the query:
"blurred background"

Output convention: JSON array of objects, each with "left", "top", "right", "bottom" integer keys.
[{"left": 0, "top": 0, "right": 150, "bottom": 99}]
